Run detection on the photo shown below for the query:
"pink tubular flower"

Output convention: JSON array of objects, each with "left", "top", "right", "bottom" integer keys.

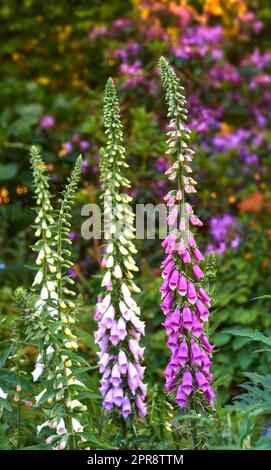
[
  {"left": 136, "top": 394, "right": 147, "bottom": 418},
  {"left": 159, "top": 57, "right": 215, "bottom": 411},
  {"left": 181, "top": 369, "right": 194, "bottom": 396},
  {"left": 176, "top": 386, "right": 188, "bottom": 407},
  {"left": 178, "top": 274, "right": 187, "bottom": 296},
  {"left": 182, "top": 305, "right": 193, "bottom": 331},
  {"left": 187, "top": 281, "right": 197, "bottom": 304},
  {"left": 178, "top": 340, "right": 189, "bottom": 365},
  {"left": 160, "top": 290, "right": 174, "bottom": 315},
  {"left": 198, "top": 287, "right": 211, "bottom": 305},
  {"left": 195, "top": 370, "right": 209, "bottom": 392},
  {"left": 193, "top": 248, "right": 204, "bottom": 262},
  {"left": 169, "top": 269, "right": 180, "bottom": 290},
  {"left": 192, "top": 264, "right": 204, "bottom": 280},
  {"left": 183, "top": 250, "right": 191, "bottom": 263}
]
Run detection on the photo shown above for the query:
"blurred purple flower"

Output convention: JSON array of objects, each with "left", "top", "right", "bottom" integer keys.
[
  {"left": 79, "top": 141, "right": 90, "bottom": 151},
  {"left": 207, "top": 215, "right": 241, "bottom": 254},
  {"left": 72, "top": 133, "right": 80, "bottom": 143},
  {"left": 210, "top": 63, "right": 241, "bottom": 86},
  {"left": 40, "top": 115, "right": 55, "bottom": 128},
  {"left": 51, "top": 174, "right": 59, "bottom": 182},
  {"left": 81, "top": 158, "right": 91, "bottom": 173},
  {"left": 68, "top": 232, "right": 77, "bottom": 241},
  {"left": 120, "top": 61, "right": 142, "bottom": 76},
  {"left": 63, "top": 142, "right": 73, "bottom": 152},
  {"left": 89, "top": 26, "right": 108, "bottom": 39},
  {"left": 242, "top": 48, "right": 271, "bottom": 69},
  {"left": 155, "top": 156, "right": 169, "bottom": 172},
  {"left": 249, "top": 74, "right": 271, "bottom": 90},
  {"left": 69, "top": 267, "right": 78, "bottom": 280},
  {"left": 113, "top": 19, "right": 131, "bottom": 29}
]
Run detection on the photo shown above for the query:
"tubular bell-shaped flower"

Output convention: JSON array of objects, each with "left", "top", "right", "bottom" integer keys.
[
  {"left": 26, "top": 147, "right": 88, "bottom": 449},
  {"left": 95, "top": 78, "right": 147, "bottom": 420},
  {"left": 158, "top": 57, "right": 215, "bottom": 410}
]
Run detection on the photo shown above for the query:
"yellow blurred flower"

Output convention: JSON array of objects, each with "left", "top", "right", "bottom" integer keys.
[
  {"left": 167, "top": 26, "right": 179, "bottom": 42},
  {"left": 58, "top": 148, "right": 68, "bottom": 158},
  {"left": 11, "top": 52, "right": 23, "bottom": 61},
  {"left": 228, "top": 195, "right": 236, "bottom": 204},
  {"left": 16, "top": 186, "right": 28, "bottom": 196},
  {"left": 0, "top": 187, "right": 10, "bottom": 204},
  {"left": 204, "top": 0, "right": 247, "bottom": 17},
  {"left": 204, "top": 0, "right": 223, "bottom": 15},
  {"left": 58, "top": 24, "right": 73, "bottom": 41},
  {"left": 37, "top": 76, "right": 50, "bottom": 86},
  {"left": 220, "top": 122, "right": 232, "bottom": 134},
  {"left": 0, "top": 187, "right": 9, "bottom": 198}
]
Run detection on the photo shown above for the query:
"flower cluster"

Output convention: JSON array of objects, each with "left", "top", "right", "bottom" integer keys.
[
  {"left": 207, "top": 214, "right": 240, "bottom": 255},
  {"left": 26, "top": 148, "right": 88, "bottom": 449},
  {"left": 159, "top": 58, "right": 215, "bottom": 409},
  {"left": 94, "top": 78, "right": 147, "bottom": 420}
]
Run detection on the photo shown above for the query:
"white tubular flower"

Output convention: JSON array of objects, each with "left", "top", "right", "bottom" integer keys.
[
  {"left": 119, "top": 235, "right": 128, "bottom": 245},
  {"left": 37, "top": 420, "right": 50, "bottom": 434},
  {"left": 46, "top": 280, "right": 56, "bottom": 292},
  {"left": 106, "top": 256, "right": 114, "bottom": 268},
  {"left": 31, "top": 357, "right": 45, "bottom": 382},
  {"left": 48, "top": 306, "right": 58, "bottom": 317},
  {"left": 70, "top": 399, "right": 84, "bottom": 410},
  {"left": 113, "top": 265, "right": 122, "bottom": 279},
  {"left": 106, "top": 243, "right": 114, "bottom": 253},
  {"left": 46, "top": 346, "right": 54, "bottom": 356},
  {"left": 110, "top": 224, "right": 117, "bottom": 234},
  {"left": 101, "top": 271, "right": 111, "bottom": 287},
  {"left": 32, "top": 270, "right": 43, "bottom": 286},
  {"left": 49, "top": 264, "right": 57, "bottom": 273},
  {"left": 119, "top": 246, "right": 128, "bottom": 256},
  {"left": 121, "top": 283, "right": 131, "bottom": 298},
  {"left": 130, "top": 283, "right": 141, "bottom": 293},
  {"left": 124, "top": 260, "right": 139, "bottom": 272},
  {"left": 35, "top": 389, "right": 47, "bottom": 404},
  {"left": 40, "top": 286, "right": 49, "bottom": 300},
  {"left": 0, "top": 386, "right": 8, "bottom": 400},
  {"left": 125, "top": 295, "right": 137, "bottom": 309},
  {"left": 56, "top": 418, "right": 67, "bottom": 435},
  {"left": 72, "top": 418, "right": 83, "bottom": 433}
]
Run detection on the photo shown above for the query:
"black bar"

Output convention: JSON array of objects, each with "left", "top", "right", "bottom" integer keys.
[{"left": 0, "top": 450, "right": 270, "bottom": 466}]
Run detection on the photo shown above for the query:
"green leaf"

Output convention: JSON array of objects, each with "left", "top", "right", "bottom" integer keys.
[
  {"left": 0, "top": 345, "right": 13, "bottom": 368},
  {"left": 0, "top": 398, "right": 12, "bottom": 411},
  {"left": 224, "top": 328, "right": 271, "bottom": 346},
  {"left": 0, "top": 163, "right": 18, "bottom": 180}
]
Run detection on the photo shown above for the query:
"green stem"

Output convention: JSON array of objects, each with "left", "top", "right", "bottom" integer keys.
[
  {"left": 189, "top": 397, "right": 199, "bottom": 450},
  {"left": 191, "top": 419, "right": 198, "bottom": 450},
  {"left": 66, "top": 407, "right": 76, "bottom": 450},
  {"left": 57, "top": 210, "right": 63, "bottom": 296},
  {"left": 17, "top": 402, "right": 21, "bottom": 449},
  {"left": 120, "top": 420, "right": 128, "bottom": 450},
  {"left": 16, "top": 338, "right": 21, "bottom": 449}
]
